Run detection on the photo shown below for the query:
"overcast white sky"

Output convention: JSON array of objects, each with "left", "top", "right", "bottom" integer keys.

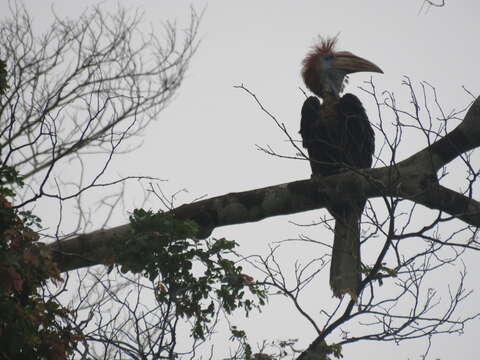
[{"left": 2, "top": 1, "right": 479, "bottom": 359}]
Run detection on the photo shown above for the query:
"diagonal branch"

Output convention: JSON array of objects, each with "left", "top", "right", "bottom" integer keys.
[{"left": 47, "top": 95, "right": 480, "bottom": 273}]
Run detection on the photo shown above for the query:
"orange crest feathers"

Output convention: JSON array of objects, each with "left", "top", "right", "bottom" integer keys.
[
  {"left": 302, "top": 35, "right": 339, "bottom": 72},
  {"left": 301, "top": 35, "right": 339, "bottom": 97}
]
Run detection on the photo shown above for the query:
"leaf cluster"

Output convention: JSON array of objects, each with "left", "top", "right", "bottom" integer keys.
[
  {"left": 0, "top": 166, "right": 82, "bottom": 360},
  {"left": 114, "top": 208, "right": 267, "bottom": 339}
]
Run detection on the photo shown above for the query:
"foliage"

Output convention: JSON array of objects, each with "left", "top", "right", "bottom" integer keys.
[
  {"left": 229, "top": 325, "right": 253, "bottom": 360},
  {"left": 0, "top": 165, "right": 82, "bottom": 360},
  {"left": 114, "top": 208, "right": 267, "bottom": 339},
  {"left": 326, "top": 343, "right": 343, "bottom": 359}
]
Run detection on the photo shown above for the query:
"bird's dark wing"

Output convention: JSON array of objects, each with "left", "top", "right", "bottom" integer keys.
[
  {"left": 337, "top": 93, "right": 375, "bottom": 169},
  {"left": 300, "top": 96, "right": 321, "bottom": 149},
  {"left": 300, "top": 96, "right": 339, "bottom": 176},
  {"left": 300, "top": 96, "right": 332, "bottom": 176}
]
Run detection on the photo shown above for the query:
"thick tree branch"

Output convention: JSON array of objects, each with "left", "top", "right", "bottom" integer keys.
[{"left": 47, "top": 95, "right": 480, "bottom": 273}]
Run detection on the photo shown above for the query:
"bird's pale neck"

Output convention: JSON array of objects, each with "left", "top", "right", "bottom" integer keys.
[
  {"left": 323, "top": 70, "right": 346, "bottom": 99},
  {"left": 304, "top": 69, "right": 346, "bottom": 100}
]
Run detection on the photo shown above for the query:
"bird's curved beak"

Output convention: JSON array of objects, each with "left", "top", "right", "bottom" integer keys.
[{"left": 334, "top": 51, "right": 383, "bottom": 74}]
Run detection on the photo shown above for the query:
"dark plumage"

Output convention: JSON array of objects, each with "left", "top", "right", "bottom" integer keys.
[
  {"left": 299, "top": 36, "right": 381, "bottom": 299},
  {"left": 300, "top": 94, "right": 374, "bottom": 176}
]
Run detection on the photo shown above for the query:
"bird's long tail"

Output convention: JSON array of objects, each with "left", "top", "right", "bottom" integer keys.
[{"left": 329, "top": 205, "right": 363, "bottom": 300}]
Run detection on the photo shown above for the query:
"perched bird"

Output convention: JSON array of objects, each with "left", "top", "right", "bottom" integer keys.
[{"left": 299, "top": 36, "right": 382, "bottom": 300}]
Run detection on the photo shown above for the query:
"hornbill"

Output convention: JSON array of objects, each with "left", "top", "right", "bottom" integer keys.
[{"left": 299, "top": 37, "right": 382, "bottom": 299}]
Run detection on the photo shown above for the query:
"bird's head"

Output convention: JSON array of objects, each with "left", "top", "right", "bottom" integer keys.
[{"left": 302, "top": 36, "right": 383, "bottom": 99}]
